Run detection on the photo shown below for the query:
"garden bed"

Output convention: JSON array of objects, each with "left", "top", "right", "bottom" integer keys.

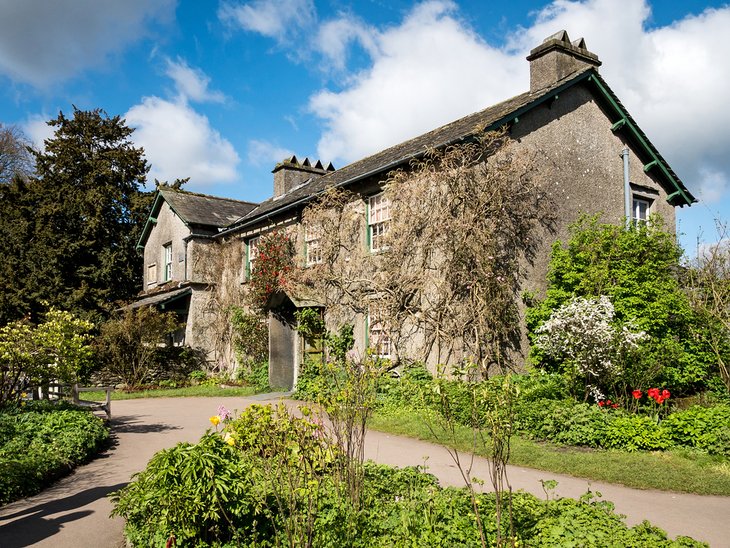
[{"left": 0, "top": 401, "right": 110, "bottom": 505}]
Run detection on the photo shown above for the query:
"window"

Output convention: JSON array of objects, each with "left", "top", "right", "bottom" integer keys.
[
  {"left": 368, "top": 305, "right": 391, "bottom": 359},
  {"left": 163, "top": 243, "right": 172, "bottom": 281},
  {"left": 632, "top": 196, "right": 652, "bottom": 224},
  {"left": 305, "top": 225, "right": 322, "bottom": 266},
  {"left": 147, "top": 263, "right": 157, "bottom": 286},
  {"left": 368, "top": 193, "right": 390, "bottom": 252},
  {"left": 246, "top": 236, "right": 260, "bottom": 279}
]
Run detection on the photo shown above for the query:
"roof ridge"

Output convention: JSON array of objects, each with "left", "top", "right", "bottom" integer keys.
[{"left": 159, "top": 186, "right": 258, "bottom": 206}]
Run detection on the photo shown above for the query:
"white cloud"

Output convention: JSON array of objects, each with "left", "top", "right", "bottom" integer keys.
[
  {"left": 165, "top": 58, "right": 226, "bottom": 104},
  {"left": 125, "top": 97, "right": 240, "bottom": 188},
  {"left": 0, "top": 0, "right": 175, "bottom": 87},
  {"left": 309, "top": 1, "right": 525, "bottom": 162},
  {"left": 509, "top": 0, "right": 730, "bottom": 204},
  {"left": 695, "top": 167, "right": 728, "bottom": 204},
  {"left": 22, "top": 114, "right": 56, "bottom": 151},
  {"left": 314, "top": 16, "right": 379, "bottom": 71},
  {"left": 298, "top": 0, "right": 730, "bottom": 209},
  {"left": 247, "top": 139, "right": 295, "bottom": 166},
  {"left": 218, "top": 0, "right": 316, "bottom": 43}
]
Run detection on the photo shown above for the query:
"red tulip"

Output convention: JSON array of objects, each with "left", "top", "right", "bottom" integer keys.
[
  {"left": 662, "top": 389, "right": 670, "bottom": 400},
  {"left": 632, "top": 390, "right": 642, "bottom": 399}
]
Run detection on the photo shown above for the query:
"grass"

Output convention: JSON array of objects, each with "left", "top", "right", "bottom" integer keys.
[
  {"left": 81, "top": 384, "right": 262, "bottom": 401},
  {"left": 369, "top": 406, "right": 730, "bottom": 497}
]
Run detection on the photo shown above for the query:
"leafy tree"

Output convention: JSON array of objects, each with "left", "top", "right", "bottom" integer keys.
[
  {"left": 0, "top": 308, "right": 94, "bottom": 406},
  {"left": 0, "top": 108, "right": 153, "bottom": 324},
  {"left": 526, "top": 216, "right": 716, "bottom": 395}
]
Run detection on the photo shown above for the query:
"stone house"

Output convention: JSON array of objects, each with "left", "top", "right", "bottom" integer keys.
[{"left": 134, "top": 31, "right": 695, "bottom": 388}]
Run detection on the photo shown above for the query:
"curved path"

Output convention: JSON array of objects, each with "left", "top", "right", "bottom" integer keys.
[{"left": 1, "top": 395, "right": 728, "bottom": 547}]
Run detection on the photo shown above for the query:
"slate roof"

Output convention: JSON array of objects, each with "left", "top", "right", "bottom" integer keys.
[
  {"left": 123, "top": 286, "right": 192, "bottom": 309},
  {"left": 159, "top": 187, "right": 258, "bottom": 228},
  {"left": 224, "top": 67, "right": 693, "bottom": 234}
]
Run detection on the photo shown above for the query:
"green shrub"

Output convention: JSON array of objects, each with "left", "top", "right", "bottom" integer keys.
[
  {"left": 662, "top": 405, "right": 730, "bottom": 456},
  {"left": 113, "top": 420, "right": 707, "bottom": 547},
  {"left": 531, "top": 490, "right": 702, "bottom": 547},
  {"left": 112, "top": 432, "right": 260, "bottom": 547},
  {"left": 526, "top": 216, "right": 719, "bottom": 396},
  {"left": 603, "top": 415, "right": 671, "bottom": 452},
  {"left": 236, "top": 360, "right": 269, "bottom": 391},
  {"left": 0, "top": 403, "right": 109, "bottom": 504},
  {"left": 515, "top": 399, "right": 608, "bottom": 447}
]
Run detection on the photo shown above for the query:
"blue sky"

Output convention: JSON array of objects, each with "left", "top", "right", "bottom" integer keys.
[{"left": 1, "top": 0, "right": 728, "bottom": 255}]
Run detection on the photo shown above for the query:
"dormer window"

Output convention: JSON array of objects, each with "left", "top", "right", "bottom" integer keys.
[{"left": 163, "top": 243, "right": 173, "bottom": 281}]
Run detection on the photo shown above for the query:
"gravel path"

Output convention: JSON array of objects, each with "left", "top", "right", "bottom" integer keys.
[{"left": 1, "top": 395, "right": 728, "bottom": 547}]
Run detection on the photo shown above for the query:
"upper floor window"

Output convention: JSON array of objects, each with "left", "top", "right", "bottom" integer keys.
[
  {"left": 632, "top": 196, "right": 652, "bottom": 224},
  {"left": 368, "top": 193, "right": 390, "bottom": 252},
  {"left": 246, "top": 236, "right": 260, "bottom": 279},
  {"left": 368, "top": 305, "right": 391, "bottom": 359},
  {"left": 163, "top": 243, "right": 172, "bottom": 281},
  {"left": 305, "top": 226, "right": 322, "bottom": 266},
  {"left": 147, "top": 263, "right": 157, "bottom": 286}
]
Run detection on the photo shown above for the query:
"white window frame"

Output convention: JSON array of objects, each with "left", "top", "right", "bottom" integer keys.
[
  {"left": 632, "top": 196, "right": 652, "bottom": 224},
  {"left": 246, "top": 236, "right": 260, "bottom": 279},
  {"left": 163, "top": 243, "right": 173, "bottom": 282},
  {"left": 305, "top": 225, "right": 322, "bottom": 266},
  {"left": 368, "top": 193, "right": 390, "bottom": 252},
  {"left": 368, "top": 305, "right": 391, "bottom": 359}
]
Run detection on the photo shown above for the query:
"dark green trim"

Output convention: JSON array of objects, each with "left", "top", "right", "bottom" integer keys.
[
  {"left": 643, "top": 160, "right": 658, "bottom": 172},
  {"left": 136, "top": 191, "right": 165, "bottom": 251},
  {"left": 245, "top": 238, "right": 251, "bottom": 281},
  {"left": 364, "top": 311, "right": 370, "bottom": 350},
  {"left": 587, "top": 74, "right": 694, "bottom": 207},
  {"left": 611, "top": 118, "right": 626, "bottom": 131}
]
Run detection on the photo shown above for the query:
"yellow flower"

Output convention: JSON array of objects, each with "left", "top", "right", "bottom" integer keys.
[
  {"left": 209, "top": 415, "right": 221, "bottom": 426},
  {"left": 224, "top": 433, "right": 235, "bottom": 446}
]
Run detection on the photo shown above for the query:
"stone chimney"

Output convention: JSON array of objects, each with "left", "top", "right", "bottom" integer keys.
[
  {"left": 526, "top": 30, "right": 601, "bottom": 92},
  {"left": 272, "top": 156, "right": 335, "bottom": 198}
]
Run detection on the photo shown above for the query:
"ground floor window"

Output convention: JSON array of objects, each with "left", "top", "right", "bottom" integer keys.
[{"left": 368, "top": 305, "right": 391, "bottom": 359}]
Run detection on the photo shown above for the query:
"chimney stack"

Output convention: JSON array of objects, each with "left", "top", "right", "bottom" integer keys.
[
  {"left": 526, "top": 30, "right": 601, "bottom": 92},
  {"left": 272, "top": 156, "right": 335, "bottom": 198}
]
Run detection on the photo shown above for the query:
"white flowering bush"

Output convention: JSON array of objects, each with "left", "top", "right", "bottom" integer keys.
[{"left": 534, "top": 296, "right": 647, "bottom": 401}]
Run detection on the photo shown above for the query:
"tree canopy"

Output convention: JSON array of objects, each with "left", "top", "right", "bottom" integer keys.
[{"left": 0, "top": 108, "right": 153, "bottom": 324}]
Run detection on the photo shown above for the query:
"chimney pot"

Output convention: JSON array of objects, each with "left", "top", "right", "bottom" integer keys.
[
  {"left": 526, "top": 30, "right": 601, "bottom": 92},
  {"left": 272, "top": 156, "right": 334, "bottom": 197}
]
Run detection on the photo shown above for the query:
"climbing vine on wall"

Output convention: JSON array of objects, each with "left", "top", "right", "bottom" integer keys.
[{"left": 248, "top": 230, "right": 295, "bottom": 311}]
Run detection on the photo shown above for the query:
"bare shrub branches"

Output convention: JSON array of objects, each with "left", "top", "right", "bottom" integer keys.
[{"left": 296, "top": 128, "right": 554, "bottom": 373}]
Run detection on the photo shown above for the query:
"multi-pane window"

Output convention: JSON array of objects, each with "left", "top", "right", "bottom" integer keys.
[
  {"left": 163, "top": 243, "right": 173, "bottom": 281},
  {"left": 305, "top": 226, "right": 322, "bottom": 266},
  {"left": 246, "top": 236, "right": 260, "bottom": 279},
  {"left": 632, "top": 197, "right": 652, "bottom": 224},
  {"left": 368, "top": 193, "right": 390, "bottom": 252},
  {"left": 368, "top": 305, "right": 391, "bottom": 359}
]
